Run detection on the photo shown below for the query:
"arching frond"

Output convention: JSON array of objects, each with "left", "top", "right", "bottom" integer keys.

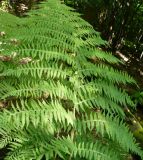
[{"left": 0, "top": 0, "right": 142, "bottom": 159}]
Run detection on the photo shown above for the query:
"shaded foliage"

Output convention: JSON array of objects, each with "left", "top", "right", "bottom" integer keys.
[{"left": 64, "top": 0, "right": 143, "bottom": 56}]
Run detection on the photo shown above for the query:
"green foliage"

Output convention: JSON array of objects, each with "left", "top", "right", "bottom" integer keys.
[
  {"left": 65, "top": 0, "right": 143, "bottom": 55},
  {"left": 0, "top": 0, "right": 41, "bottom": 16},
  {"left": 0, "top": 0, "right": 143, "bottom": 159},
  {"left": 132, "top": 91, "right": 143, "bottom": 106},
  {"left": 0, "top": 0, "right": 9, "bottom": 12}
]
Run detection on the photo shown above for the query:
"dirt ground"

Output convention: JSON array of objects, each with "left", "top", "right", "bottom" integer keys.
[{"left": 115, "top": 51, "right": 143, "bottom": 89}]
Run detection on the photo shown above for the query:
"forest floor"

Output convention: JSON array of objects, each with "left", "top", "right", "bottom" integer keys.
[
  {"left": 116, "top": 51, "right": 143, "bottom": 160},
  {"left": 115, "top": 51, "right": 143, "bottom": 88},
  {"left": 116, "top": 50, "right": 143, "bottom": 118}
]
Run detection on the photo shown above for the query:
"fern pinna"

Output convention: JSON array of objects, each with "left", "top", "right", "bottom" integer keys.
[{"left": 0, "top": 0, "right": 142, "bottom": 159}]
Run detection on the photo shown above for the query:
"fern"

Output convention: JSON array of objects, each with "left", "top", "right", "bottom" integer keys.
[{"left": 0, "top": 0, "right": 143, "bottom": 159}]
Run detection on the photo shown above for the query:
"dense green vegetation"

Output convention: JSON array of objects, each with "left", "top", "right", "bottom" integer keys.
[
  {"left": 64, "top": 0, "right": 143, "bottom": 55},
  {"left": 0, "top": 0, "right": 143, "bottom": 159}
]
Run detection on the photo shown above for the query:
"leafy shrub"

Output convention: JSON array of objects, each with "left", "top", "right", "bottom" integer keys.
[
  {"left": 0, "top": 0, "right": 143, "bottom": 159},
  {"left": 132, "top": 91, "right": 143, "bottom": 106}
]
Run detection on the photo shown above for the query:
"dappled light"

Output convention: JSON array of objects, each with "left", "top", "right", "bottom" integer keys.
[{"left": 0, "top": 0, "right": 143, "bottom": 159}]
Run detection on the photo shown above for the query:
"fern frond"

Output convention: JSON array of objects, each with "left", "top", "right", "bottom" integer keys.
[
  {"left": 74, "top": 141, "right": 121, "bottom": 160},
  {"left": 76, "top": 112, "right": 142, "bottom": 154},
  {"left": 78, "top": 63, "right": 136, "bottom": 84},
  {"left": 1, "top": 62, "right": 71, "bottom": 80},
  {"left": 0, "top": 0, "right": 142, "bottom": 159}
]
